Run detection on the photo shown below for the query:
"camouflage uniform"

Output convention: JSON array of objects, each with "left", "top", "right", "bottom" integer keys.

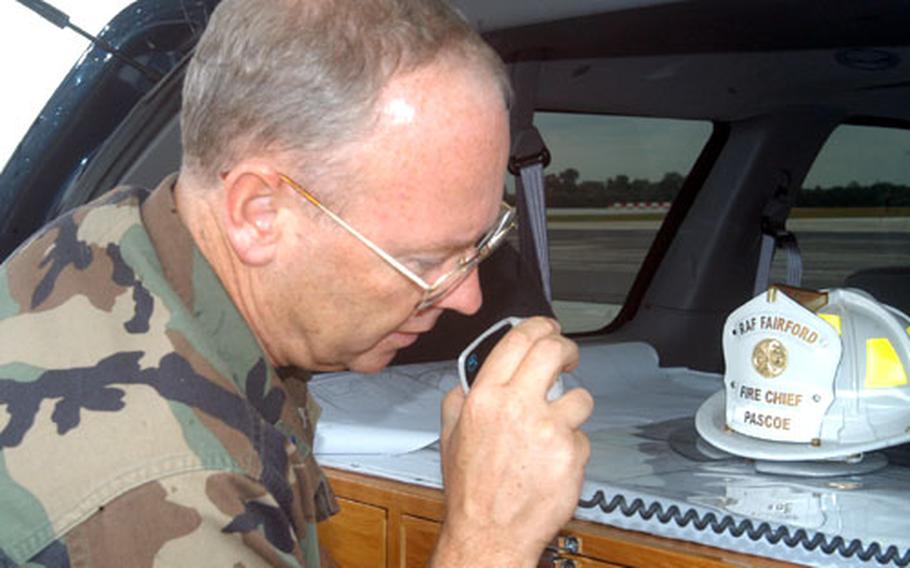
[{"left": 0, "top": 175, "right": 337, "bottom": 567}]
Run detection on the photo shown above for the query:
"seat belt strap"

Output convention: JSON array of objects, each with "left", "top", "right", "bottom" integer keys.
[
  {"left": 784, "top": 233, "right": 803, "bottom": 287},
  {"left": 754, "top": 173, "right": 803, "bottom": 294},
  {"left": 755, "top": 233, "right": 776, "bottom": 295},
  {"left": 515, "top": 160, "right": 551, "bottom": 300},
  {"left": 509, "top": 60, "right": 553, "bottom": 302},
  {"left": 754, "top": 231, "right": 803, "bottom": 295}
]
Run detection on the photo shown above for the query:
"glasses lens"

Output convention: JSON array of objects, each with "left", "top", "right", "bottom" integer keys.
[
  {"left": 416, "top": 203, "right": 516, "bottom": 310},
  {"left": 417, "top": 264, "right": 474, "bottom": 310}
]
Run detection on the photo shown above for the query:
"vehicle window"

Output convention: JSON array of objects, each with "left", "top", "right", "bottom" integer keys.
[
  {"left": 529, "top": 113, "right": 713, "bottom": 333},
  {"left": 773, "top": 125, "right": 910, "bottom": 303}
]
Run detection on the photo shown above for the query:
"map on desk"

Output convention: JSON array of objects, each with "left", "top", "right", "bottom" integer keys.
[
  {"left": 311, "top": 342, "right": 910, "bottom": 567},
  {"left": 309, "top": 364, "right": 455, "bottom": 454}
]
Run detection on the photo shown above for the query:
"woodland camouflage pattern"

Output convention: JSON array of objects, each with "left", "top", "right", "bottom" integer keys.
[{"left": 0, "top": 176, "right": 337, "bottom": 566}]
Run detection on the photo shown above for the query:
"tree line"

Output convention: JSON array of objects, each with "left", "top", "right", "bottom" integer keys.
[
  {"left": 534, "top": 168, "right": 910, "bottom": 208},
  {"left": 797, "top": 182, "right": 910, "bottom": 207}
]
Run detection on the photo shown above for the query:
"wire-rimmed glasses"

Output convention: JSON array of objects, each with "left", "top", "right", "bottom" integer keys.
[{"left": 279, "top": 173, "right": 516, "bottom": 311}]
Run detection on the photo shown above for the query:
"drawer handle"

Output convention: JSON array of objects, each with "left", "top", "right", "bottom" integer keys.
[
  {"left": 541, "top": 535, "right": 582, "bottom": 566},
  {"left": 539, "top": 551, "right": 577, "bottom": 568},
  {"left": 557, "top": 535, "right": 581, "bottom": 555}
]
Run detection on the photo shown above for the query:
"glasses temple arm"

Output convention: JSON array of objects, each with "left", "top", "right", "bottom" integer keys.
[{"left": 307, "top": 198, "right": 431, "bottom": 291}]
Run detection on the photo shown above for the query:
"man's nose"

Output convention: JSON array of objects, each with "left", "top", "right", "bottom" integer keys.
[{"left": 436, "top": 269, "right": 483, "bottom": 316}]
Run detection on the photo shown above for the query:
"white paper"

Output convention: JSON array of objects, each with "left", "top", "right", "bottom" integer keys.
[
  {"left": 310, "top": 361, "right": 459, "bottom": 454},
  {"left": 569, "top": 342, "right": 721, "bottom": 432}
]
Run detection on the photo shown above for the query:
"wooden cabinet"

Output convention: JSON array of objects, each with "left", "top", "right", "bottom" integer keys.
[
  {"left": 399, "top": 515, "right": 439, "bottom": 567},
  {"left": 318, "top": 467, "right": 797, "bottom": 567},
  {"left": 319, "top": 497, "right": 388, "bottom": 567}
]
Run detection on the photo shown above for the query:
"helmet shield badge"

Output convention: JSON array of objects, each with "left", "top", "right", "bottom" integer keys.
[
  {"left": 697, "top": 286, "right": 910, "bottom": 462},
  {"left": 722, "top": 287, "right": 840, "bottom": 443}
]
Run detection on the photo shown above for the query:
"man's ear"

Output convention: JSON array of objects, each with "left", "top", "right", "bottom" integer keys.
[{"left": 221, "top": 163, "right": 284, "bottom": 267}]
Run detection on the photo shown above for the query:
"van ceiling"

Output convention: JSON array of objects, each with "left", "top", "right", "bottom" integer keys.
[{"left": 453, "top": 0, "right": 910, "bottom": 122}]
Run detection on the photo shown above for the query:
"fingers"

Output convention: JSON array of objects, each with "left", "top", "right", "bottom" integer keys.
[
  {"left": 510, "top": 333, "right": 579, "bottom": 400},
  {"left": 550, "top": 387, "right": 595, "bottom": 430},
  {"left": 435, "top": 319, "right": 593, "bottom": 560},
  {"left": 470, "top": 317, "right": 565, "bottom": 393},
  {"left": 440, "top": 386, "right": 465, "bottom": 444},
  {"left": 574, "top": 429, "right": 592, "bottom": 470},
  {"left": 469, "top": 316, "right": 580, "bottom": 402}
]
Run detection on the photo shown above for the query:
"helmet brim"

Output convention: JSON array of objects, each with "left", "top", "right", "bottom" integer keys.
[{"left": 695, "top": 390, "right": 910, "bottom": 461}]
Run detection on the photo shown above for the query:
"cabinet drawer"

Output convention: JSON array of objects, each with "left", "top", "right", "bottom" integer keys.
[
  {"left": 400, "top": 514, "right": 441, "bottom": 567},
  {"left": 319, "top": 497, "right": 388, "bottom": 567},
  {"left": 396, "top": 517, "right": 627, "bottom": 568},
  {"left": 322, "top": 468, "right": 797, "bottom": 568}
]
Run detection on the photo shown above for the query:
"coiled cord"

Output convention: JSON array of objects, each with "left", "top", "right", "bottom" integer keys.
[{"left": 577, "top": 490, "right": 910, "bottom": 566}]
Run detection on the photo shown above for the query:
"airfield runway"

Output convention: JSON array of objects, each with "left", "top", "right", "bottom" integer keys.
[{"left": 547, "top": 219, "right": 910, "bottom": 304}]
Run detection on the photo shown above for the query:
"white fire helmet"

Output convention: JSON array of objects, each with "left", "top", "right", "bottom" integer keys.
[{"left": 696, "top": 285, "right": 910, "bottom": 461}]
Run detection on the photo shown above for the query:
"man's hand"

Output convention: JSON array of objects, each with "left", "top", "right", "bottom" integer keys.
[{"left": 431, "top": 317, "right": 594, "bottom": 567}]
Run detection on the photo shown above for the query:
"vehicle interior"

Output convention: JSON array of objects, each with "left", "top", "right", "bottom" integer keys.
[{"left": 4, "top": 0, "right": 910, "bottom": 565}]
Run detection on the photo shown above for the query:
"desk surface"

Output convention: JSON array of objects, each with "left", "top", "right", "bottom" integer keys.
[{"left": 314, "top": 342, "right": 910, "bottom": 567}]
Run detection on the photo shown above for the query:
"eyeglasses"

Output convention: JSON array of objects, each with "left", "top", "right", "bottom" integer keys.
[{"left": 279, "top": 173, "right": 516, "bottom": 311}]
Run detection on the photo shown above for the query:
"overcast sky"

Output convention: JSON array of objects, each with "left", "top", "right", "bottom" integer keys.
[
  {"left": 537, "top": 113, "right": 910, "bottom": 189},
  {"left": 1, "top": 1, "right": 908, "bottom": 190}
]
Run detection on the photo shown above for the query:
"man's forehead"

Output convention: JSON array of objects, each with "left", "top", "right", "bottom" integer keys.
[
  {"left": 330, "top": 56, "right": 509, "bottom": 251},
  {"left": 373, "top": 186, "right": 504, "bottom": 257}
]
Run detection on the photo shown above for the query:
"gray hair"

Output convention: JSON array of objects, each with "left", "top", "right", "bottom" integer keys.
[{"left": 180, "top": 0, "right": 511, "bottom": 184}]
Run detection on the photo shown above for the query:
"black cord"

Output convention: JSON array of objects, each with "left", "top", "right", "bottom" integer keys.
[
  {"left": 577, "top": 490, "right": 910, "bottom": 566},
  {"left": 17, "top": 0, "right": 163, "bottom": 83}
]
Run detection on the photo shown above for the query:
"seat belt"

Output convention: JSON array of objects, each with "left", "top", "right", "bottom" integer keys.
[
  {"left": 754, "top": 172, "right": 803, "bottom": 295},
  {"left": 509, "top": 60, "right": 553, "bottom": 302}
]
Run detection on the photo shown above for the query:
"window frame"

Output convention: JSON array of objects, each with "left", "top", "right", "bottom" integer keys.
[{"left": 520, "top": 109, "right": 725, "bottom": 337}]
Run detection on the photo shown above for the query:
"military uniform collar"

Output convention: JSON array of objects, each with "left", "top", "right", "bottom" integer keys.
[{"left": 140, "top": 174, "right": 274, "bottom": 393}]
